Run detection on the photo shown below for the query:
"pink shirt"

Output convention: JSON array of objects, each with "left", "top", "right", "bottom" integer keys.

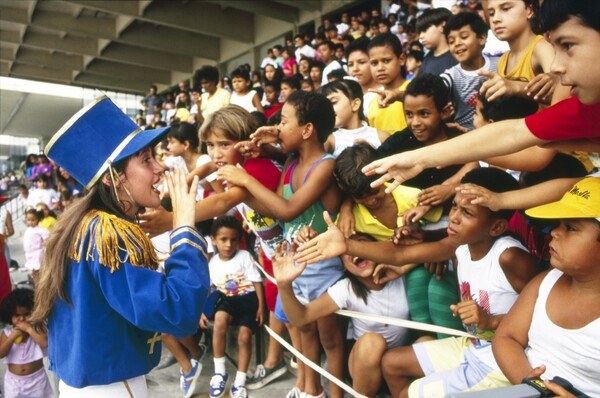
[
  {"left": 3, "top": 327, "right": 47, "bottom": 365},
  {"left": 23, "top": 226, "right": 49, "bottom": 271}
]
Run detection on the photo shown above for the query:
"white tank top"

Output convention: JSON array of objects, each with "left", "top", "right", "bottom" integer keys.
[
  {"left": 525, "top": 269, "right": 600, "bottom": 396},
  {"left": 230, "top": 90, "right": 258, "bottom": 113},
  {"left": 332, "top": 121, "right": 382, "bottom": 158},
  {"left": 456, "top": 235, "right": 526, "bottom": 370}
]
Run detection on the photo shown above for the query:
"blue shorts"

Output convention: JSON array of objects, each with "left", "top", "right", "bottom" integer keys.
[
  {"left": 274, "top": 294, "right": 289, "bottom": 324},
  {"left": 291, "top": 257, "right": 344, "bottom": 301}
]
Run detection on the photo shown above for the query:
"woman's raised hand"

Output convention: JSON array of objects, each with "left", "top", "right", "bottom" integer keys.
[{"left": 165, "top": 167, "right": 198, "bottom": 229}]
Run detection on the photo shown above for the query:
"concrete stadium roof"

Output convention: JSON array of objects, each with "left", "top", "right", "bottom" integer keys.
[{"left": 1, "top": 0, "right": 364, "bottom": 94}]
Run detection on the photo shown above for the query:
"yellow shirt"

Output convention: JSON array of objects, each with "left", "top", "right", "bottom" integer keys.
[
  {"left": 367, "top": 80, "right": 410, "bottom": 135},
  {"left": 39, "top": 216, "right": 56, "bottom": 231},
  {"left": 497, "top": 35, "right": 542, "bottom": 82},
  {"left": 352, "top": 183, "right": 442, "bottom": 242}
]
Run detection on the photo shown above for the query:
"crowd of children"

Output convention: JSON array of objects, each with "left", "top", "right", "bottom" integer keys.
[{"left": 2, "top": 1, "right": 600, "bottom": 398}]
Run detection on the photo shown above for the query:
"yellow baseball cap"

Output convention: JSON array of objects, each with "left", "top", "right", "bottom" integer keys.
[{"left": 525, "top": 177, "right": 600, "bottom": 221}]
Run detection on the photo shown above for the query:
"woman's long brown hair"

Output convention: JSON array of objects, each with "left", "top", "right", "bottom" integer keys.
[{"left": 31, "top": 164, "right": 131, "bottom": 328}]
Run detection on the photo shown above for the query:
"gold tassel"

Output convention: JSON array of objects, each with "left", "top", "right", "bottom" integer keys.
[{"left": 70, "top": 210, "right": 160, "bottom": 272}]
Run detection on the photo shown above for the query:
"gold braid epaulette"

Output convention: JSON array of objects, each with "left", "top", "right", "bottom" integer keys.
[{"left": 69, "top": 210, "right": 160, "bottom": 272}]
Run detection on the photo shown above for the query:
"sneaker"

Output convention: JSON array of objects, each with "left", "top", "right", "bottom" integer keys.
[
  {"left": 181, "top": 358, "right": 202, "bottom": 398},
  {"left": 289, "top": 356, "right": 298, "bottom": 369},
  {"left": 300, "top": 389, "right": 327, "bottom": 398},
  {"left": 286, "top": 387, "right": 302, "bottom": 398},
  {"left": 230, "top": 384, "right": 248, "bottom": 398},
  {"left": 209, "top": 373, "right": 229, "bottom": 398},
  {"left": 246, "top": 361, "right": 287, "bottom": 390}
]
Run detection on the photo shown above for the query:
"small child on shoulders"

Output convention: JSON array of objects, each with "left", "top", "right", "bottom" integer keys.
[
  {"left": 201, "top": 216, "right": 264, "bottom": 398},
  {"left": 0, "top": 288, "right": 52, "bottom": 398},
  {"left": 493, "top": 177, "right": 600, "bottom": 397}
]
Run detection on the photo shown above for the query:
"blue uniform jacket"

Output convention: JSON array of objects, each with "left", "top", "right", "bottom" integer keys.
[{"left": 47, "top": 212, "right": 210, "bottom": 388}]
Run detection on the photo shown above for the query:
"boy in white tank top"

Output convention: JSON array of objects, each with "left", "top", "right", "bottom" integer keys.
[{"left": 493, "top": 177, "right": 600, "bottom": 397}]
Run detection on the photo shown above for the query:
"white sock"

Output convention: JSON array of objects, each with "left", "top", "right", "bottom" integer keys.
[
  {"left": 214, "top": 357, "right": 226, "bottom": 375},
  {"left": 234, "top": 371, "right": 247, "bottom": 387}
]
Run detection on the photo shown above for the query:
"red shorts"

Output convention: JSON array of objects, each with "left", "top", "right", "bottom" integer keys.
[{"left": 261, "top": 251, "right": 279, "bottom": 312}]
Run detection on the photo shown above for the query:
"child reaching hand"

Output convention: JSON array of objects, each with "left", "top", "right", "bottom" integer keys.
[
  {"left": 320, "top": 79, "right": 389, "bottom": 157},
  {"left": 295, "top": 168, "right": 540, "bottom": 397},
  {"left": 273, "top": 233, "right": 410, "bottom": 397},
  {"left": 0, "top": 289, "right": 52, "bottom": 398},
  {"left": 218, "top": 91, "right": 346, "bottom": 398}
]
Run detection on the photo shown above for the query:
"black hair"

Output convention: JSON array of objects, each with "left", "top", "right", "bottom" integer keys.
[
  {"left": 210, "top": 215, "right": 243, "bottom": 238},
  {"left": 60, "top": 189, "right": 73, "bottom": 202},
  {"left": 334, "top": 143, "right": 379, "bottom": 199},
  {"left": 35, "top": 173, "right": 49, "bottom": 183},
  {"left": 319, "top": 79, "right": 365, "bottom": 121},
  {"left": 416, "top": 7, "right": 452, "bottom": 33},
  {"left": 539, "top": 0, "right": 600, "bottom": 33},
  {"left": 281, "top": 76, "right": 301, "bottom": 91},
  {"left": 478, "top": 95, "right": 538, "bottom": 122},
  {"left": 318, "top": 40, "right": 335, "bottom": 51},
  {"left": 285, "top": 91, "right": 335, "bottom": 144},
  {"left": 378, "top": 18, "right": 392, "bottom": 28},
  {"left": 25, "top": 207, "right": 43, "bottom": 221},
  {"left": 267, "top": 109, "right": 281, "bottom": 126},
  {"left": 368, "top": 32, "right": 403, "bottom": 57},
  {"left": 460, "top": 168, "right": 520, "bottom": 221},
  {"left": 294, "top": 34, "right": 304, "bottom": 42},
  {"left": 300, "top": 78, "right": 314, "bottom": 91},
  {"left": 273, "top": 44, "right": 283, "bottom": 52},
  {"left": 251, "top": 111, "right": 267, "bottom": 128},
  {"left": 358, "top": 20, "right": 369, "bottom": 29},
  {"left": 195, "top": 65, "right": 220, "bottom": 84},
  {"left": 168, "top": 121, "right": 199, "bottom": 150},
  {"left": 444, "top": 11, "right": 488, "bottom": 38},
  {"left": 345, "top": 37, "right": 370, "bottom": 59},
  {"left": 326, "top": 25, "right": 337, "bottom": 33},
  {"left": 230, "top": 67, "right": 249, "bottom": 81},
  {"left": 263, "top": 63, "right": 284, "bottom": 84},
  {"left": 404, "top": 73, "right": 450, "bottom": 112},
  {"left": 409, "top": 40, "right": 424, "bottom": 52},
  {"left": 0, "top": 288, "right": 34, "bottom": 324},
  {"left": 406, "top": 49, "right": 424, "bottom": 63},
  {"left": 326, "top": 68, "right": 348, "bottom": 82},
  {"left": 263, "top": 80, "right": 281, "bottom": 92},
  {"left": 309, "top": 61, "right": 324, "bottom": 72}
]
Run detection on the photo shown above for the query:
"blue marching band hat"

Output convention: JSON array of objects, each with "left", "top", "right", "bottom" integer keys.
[{"left": 45, "top": 96, "right": 170, "bottom": 189}]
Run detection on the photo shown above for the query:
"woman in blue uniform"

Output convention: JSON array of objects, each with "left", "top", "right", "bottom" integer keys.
[{"left": 30, "top": 97, "right": 210, "bottom": 397}]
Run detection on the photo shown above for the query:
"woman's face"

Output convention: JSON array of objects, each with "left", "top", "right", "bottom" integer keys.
[{"left": 116, "top": 148, "right": 164, "bottom": 216}]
